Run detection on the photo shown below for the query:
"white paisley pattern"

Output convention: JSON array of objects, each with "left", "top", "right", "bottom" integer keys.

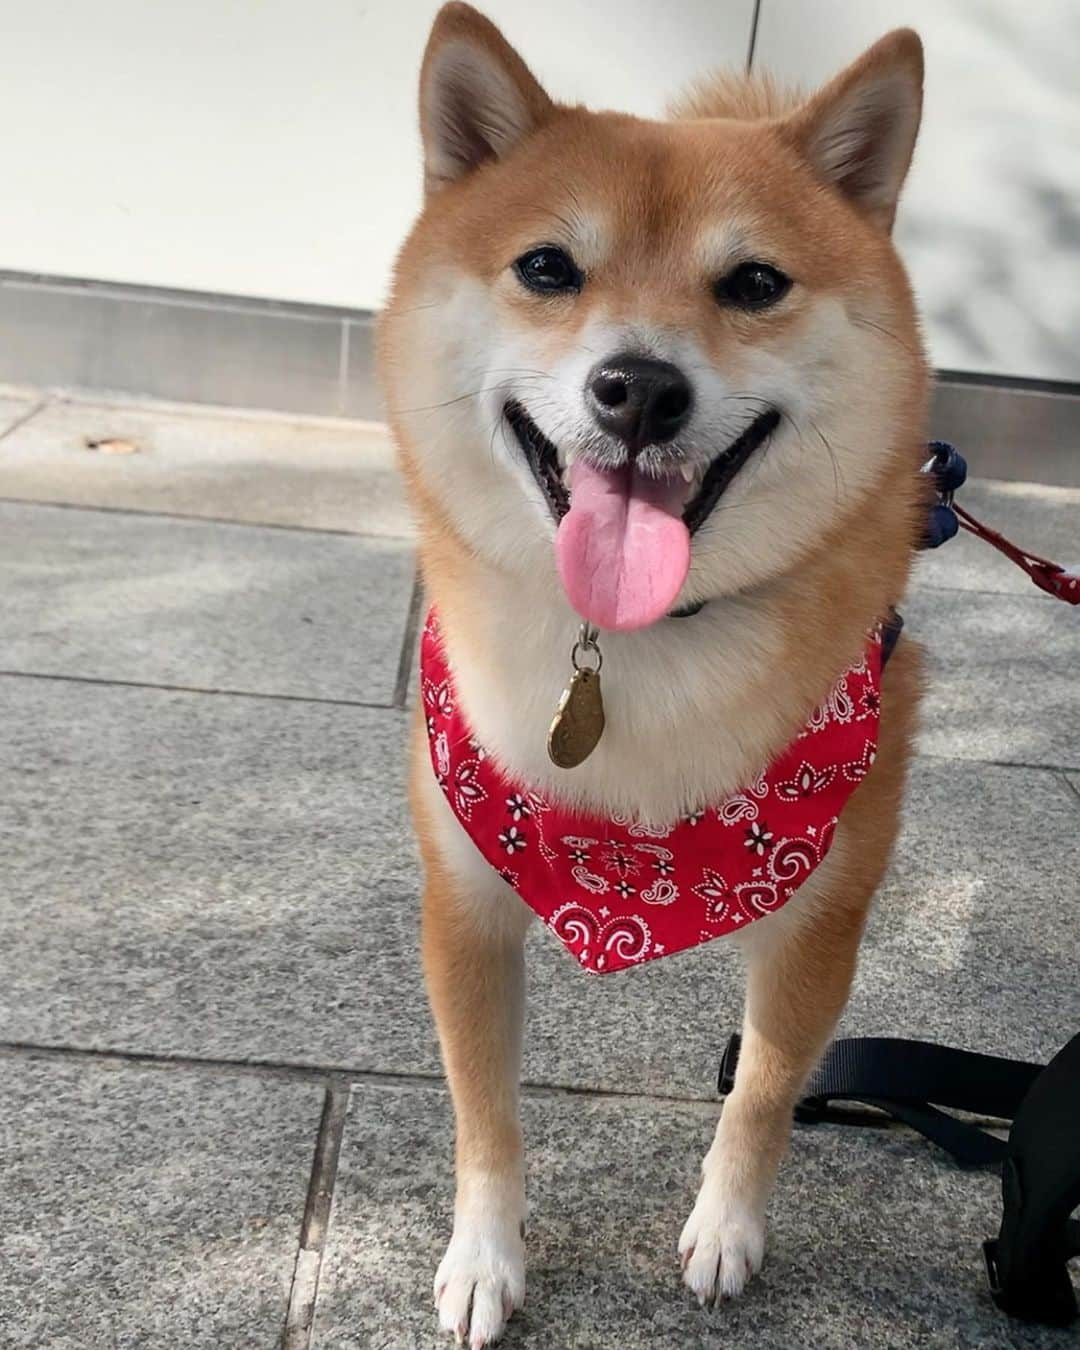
[
  {"left": 716, "top": 771, "right": 770, "bottom": 825},
  {"left": 549, "top": 902, "right": 652, "bottom": 973}
]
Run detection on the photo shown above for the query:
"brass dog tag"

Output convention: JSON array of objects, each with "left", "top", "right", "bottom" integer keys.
[
  {"left": 548, "top": 668, "right": 605, "bottom": 769},
  {"left": 547, "top": 624, "right": 605, "bottom": 769}
]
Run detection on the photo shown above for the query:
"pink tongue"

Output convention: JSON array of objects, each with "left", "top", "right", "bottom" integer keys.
[{"left": 555, "top": 460, "right": 691, "bottom": 631}]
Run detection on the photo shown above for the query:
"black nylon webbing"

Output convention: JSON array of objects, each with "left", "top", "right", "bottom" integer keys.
[
  {"left": 718, "top": 1033, "right": 1042, "bottom": 1166},
  {"left": 717, "top": 1031, "right": 1080, "bottom": 1325},
  {"left": 800, "top": 1036, "right": 1042, "bottom": 1167}
]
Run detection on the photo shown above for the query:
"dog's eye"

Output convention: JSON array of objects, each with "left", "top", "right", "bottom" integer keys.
[
  {"left": 514, "top": 247, "right": 582, "bottom": 295},
  {"left": 715, "top": 262, "right": 791, "bottom": 310}
]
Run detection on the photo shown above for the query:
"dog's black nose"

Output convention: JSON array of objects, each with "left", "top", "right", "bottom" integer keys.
[{"left": 586, "top": 355, "right": 693, "bottom": 455}]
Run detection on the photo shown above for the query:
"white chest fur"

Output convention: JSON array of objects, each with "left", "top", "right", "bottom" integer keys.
[{"left": 431, "top": 565, "right": 807, "bottom": 828}]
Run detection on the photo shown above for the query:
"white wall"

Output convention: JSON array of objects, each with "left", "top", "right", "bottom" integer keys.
[
  {"left": 0, "top": 1, "right": 1075, "bottom": 379},
  {"left": 753, "top": 0, "right": 1080, "bottom": 379},
  {"left": 0, "top": 0, "right": 753, "bottom": 310}
]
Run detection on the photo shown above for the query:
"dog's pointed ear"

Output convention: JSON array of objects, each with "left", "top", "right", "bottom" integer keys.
[
  {"left": 780, "top": 29, "right": 923, "bottom": 231},
  {"left": 419, "top": 3, "right": 554, "bottom": 193}
]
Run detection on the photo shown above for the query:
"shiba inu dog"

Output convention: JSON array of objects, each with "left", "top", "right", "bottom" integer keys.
[{"left": 379, "top": 4, "right": 928, "bottom": 1342}]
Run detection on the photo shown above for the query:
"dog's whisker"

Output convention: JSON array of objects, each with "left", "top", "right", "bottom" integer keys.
[
  {"left": 485, "top": 367, "right": 555, "bottom": 380},
  {"left": 378, "top": 301, "right": 445, "bottom": 318},
  {"left": 850, "top": 314, "right": 919, "bottom": 356},
  {"left": 806, "top": 415, "right": 848, "bottom": 505},
  {"left": 395, "top": 376, "right": 552, "bottom": 416}
]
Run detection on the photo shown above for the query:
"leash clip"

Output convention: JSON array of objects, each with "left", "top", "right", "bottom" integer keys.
[
  {"left": 922, "top": 439, "right": 968, "bottom": 507},
  {"left": 920, "top": 441, "right": 967, "bottom": 547}
]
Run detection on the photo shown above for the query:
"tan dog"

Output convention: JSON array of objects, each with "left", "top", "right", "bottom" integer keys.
[{"left": 379, "top": 4, "right": 928, "bottom": 1343}]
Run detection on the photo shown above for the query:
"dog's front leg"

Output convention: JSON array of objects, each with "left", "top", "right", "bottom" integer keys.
[
  {"left": 415, "top": 763, "right": 531, "bottom": 1347},
  {"left": 679, "top": 880, "right": 869, "bottom": 1305}
]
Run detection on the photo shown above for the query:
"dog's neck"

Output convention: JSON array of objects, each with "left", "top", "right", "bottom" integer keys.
[{"left": 420, "top": 486, "right": 913, "bottom": 826}]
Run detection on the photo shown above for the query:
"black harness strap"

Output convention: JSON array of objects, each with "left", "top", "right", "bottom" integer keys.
[
  {"left": 717, "top": 1034, "right": 1039, "bottom": 1166},
  {"left": 717, "top": 1031, "right": 1080, "bottom": 1325}
]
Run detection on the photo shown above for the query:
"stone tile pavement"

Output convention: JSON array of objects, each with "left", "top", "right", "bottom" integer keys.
[{"left": 0, "top": 385, "right": 1076, "bottom": 1348}]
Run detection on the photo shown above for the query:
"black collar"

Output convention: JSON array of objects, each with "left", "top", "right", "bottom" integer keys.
[{"left": 668, "top": 600, "right": 904, "bottom": 670}]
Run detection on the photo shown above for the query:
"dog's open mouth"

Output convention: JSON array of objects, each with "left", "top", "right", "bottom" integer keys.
[
  {"left": 505, "top": 401, "right": 571, "bottom": 522},
  {"left": 504, "top": 400, "right": 779, "bottom": 535},
  {"left": 504, "top": 400, "right": 778, "bottom": 632}
]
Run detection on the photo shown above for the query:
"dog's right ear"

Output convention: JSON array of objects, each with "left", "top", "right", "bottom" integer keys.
[
  {"left": 419, "top": 3, "right": 554, "bottom": 193},
  {"left": 780, "top": 29, "right": 923, "bottom": 232}
]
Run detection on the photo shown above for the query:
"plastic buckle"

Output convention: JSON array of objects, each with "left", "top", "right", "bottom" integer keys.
[
  {"left": 983, "top": 1236, "right": 1079, "bottom": 1325},
  {"left": 983, "top": 1238, "right": 1003, "bottom": 1301}
]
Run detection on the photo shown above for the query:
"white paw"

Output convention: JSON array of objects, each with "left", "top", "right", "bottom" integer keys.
[
  {"left": 434, "top": 1214, "right": 525, "bottom": 1347},
  {"left": 678, "top": 1183, "right": 766, "bottom": 1307}
]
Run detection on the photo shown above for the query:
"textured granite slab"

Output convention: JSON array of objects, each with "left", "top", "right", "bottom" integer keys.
[
  {"left": 908, "top": 587, "right": 1079, "bottom": 770},
  {"left": 312, "top": 1082, "right": 1070, "bottom": 1349},
  {"left": 0, "top": 1055, "right": 322, "bottom": 1349},
  {"left": 0, "top": 676, "right": 417, "bottom": 1064},
  {"left": 0, "top": 501, "right": 414, "bottom": 702}
]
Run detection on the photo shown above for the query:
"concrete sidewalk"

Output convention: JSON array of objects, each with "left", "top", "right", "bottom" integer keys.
[{"left": 0, "top": 385, "right": 1076, "bottom": 1349}]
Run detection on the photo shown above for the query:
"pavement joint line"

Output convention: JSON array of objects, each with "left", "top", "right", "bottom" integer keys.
[
  {"left": 393, "top": 567, "right": 424, "bottom": 710},
  {"left": 914, "top": 750, "right": 1080, "bottom": 776},
  {"left": 0, "top": 495, "right": 415, "bottom": 543},
  {"left": 283, "top": 1085, "right": 349, "bottom": 1349},
  {"left": 0, "top": 1039, "right": 352, "bottom": 1088},
  {"left": 1059, "top": 771, "right": 1080, "bottom": 809},
  {"left": 0, "top": 668, "right": 409, "bottom": 712},
  {"left": 0, "top": 1041, "right": 1019, "bottom": 1140},
  {"left": 0, "top": 1040, "right": 726, "bottom": 1112},
  {"left": 0, "top": 396, "right": 51, "bottom": 442}
]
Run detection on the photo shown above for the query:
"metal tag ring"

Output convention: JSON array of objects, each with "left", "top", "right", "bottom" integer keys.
[{"left": 571, "top": 623, "right": 602, "bottom": 674}]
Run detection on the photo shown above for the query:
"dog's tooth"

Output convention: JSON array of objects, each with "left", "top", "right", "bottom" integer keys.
[
  {"left": 563, "top": 445, "right": 577, "bottom": 467},
  {"left": 680, "top": 462, "right": 695, "bottom": 484}
]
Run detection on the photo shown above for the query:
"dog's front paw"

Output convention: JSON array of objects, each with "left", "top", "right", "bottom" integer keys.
[
  {"left": 434, "top": 1212, "right": 525, "bottom": 1347},
  {"left": 678, "top": 1183, "right": 765, "bottom": 1306}
]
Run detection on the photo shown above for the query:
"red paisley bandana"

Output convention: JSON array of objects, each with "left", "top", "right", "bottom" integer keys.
[{"left": 421, "top": 612, "right": 882, "bottom": 974}]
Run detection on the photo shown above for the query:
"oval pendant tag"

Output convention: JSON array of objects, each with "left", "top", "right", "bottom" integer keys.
[{"left": 547, "top": 668, "right": 605, "bottom": 769}]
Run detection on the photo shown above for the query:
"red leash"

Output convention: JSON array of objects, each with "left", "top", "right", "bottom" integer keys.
[
  {"left": 952, "top": 503, "right": 1079, "bottom": 605},
  {"left": 922, "top": 442, "right": 1078, "bottom": 605}
]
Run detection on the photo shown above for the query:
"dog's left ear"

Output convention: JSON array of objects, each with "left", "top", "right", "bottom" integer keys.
[
  {"left": 419, "top": 3, "right": 554, "bottom": 194},
  {"left": 781, "top": 29, "right": 923, "bottom": 232}
]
